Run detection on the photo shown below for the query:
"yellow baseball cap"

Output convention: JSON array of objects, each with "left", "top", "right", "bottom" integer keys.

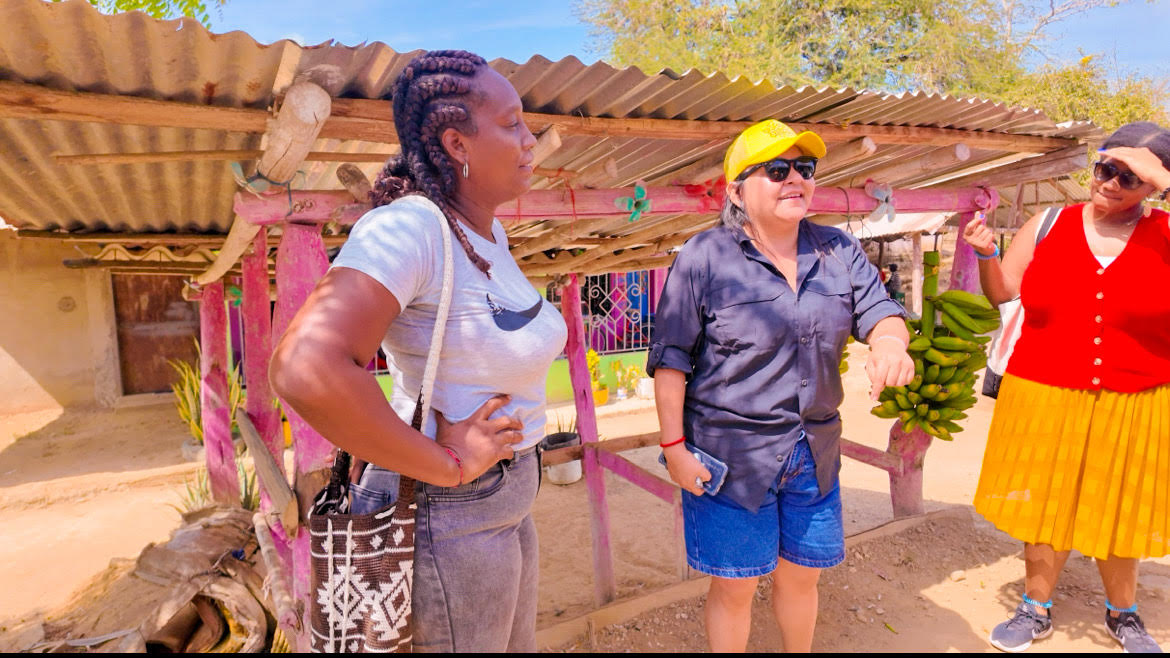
[{"left": 723, "top": 119, "right": 827, "bottom": 182}]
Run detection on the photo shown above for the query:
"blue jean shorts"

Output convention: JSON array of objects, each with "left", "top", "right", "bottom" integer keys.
[{"left": 681, "top": 438, "right": 844, "bottom": 577}]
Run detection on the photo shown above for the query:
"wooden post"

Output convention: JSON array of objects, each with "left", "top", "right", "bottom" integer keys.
[
  {"left": 886, "top": 421, "right": 933, "bottom": 518},
  {"left": 241, "top": 227, "right": 290, "bottom": 528},
  {"left": 560, "top": 273, "right": 617, "bottom": 606},
  {"left": 949, "top": 211, "right": 980, "bottom": 293},
  {"left": 199, "top": 281, "right": 240, "bottom": 504},
  {"left": 272, "top": 221, "right": 332, "bottom": 648},
  {"left": 910, "top": 232, "right": 923, "bottom": 316}
]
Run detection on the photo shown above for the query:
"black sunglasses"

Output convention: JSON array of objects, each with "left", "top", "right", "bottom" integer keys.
[
  {"left": 739, "top": 156, "right": 818, "bottom": 182},
  {"left": 1092, "top": 160, "right": 1144, "bottom": 190}
]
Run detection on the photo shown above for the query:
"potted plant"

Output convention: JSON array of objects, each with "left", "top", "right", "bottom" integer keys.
[
  {"left": 611, "top": 362, "right": 642, "bottom": 400},
  {"left": 587, "top": 349, "right": 609, "bottom": 406},
  {"left": 541, "top": 415, "right": 582, "bottom": 485}
]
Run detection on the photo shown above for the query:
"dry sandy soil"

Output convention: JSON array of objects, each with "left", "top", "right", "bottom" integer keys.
[{"left": 2, "top": 349, "right": 1168, "bottom": 652}]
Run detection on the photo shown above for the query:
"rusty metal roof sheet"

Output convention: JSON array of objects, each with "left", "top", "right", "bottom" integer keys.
[{"left": 0, "top": 0, "right": 1099, "bottom": 251}]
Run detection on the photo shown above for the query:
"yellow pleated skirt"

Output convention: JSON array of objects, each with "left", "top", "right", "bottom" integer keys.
[{"left": 974, "top": 374, "right": 1170, "bottom": 560}]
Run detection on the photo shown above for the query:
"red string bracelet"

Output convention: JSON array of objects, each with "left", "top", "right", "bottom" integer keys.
[
  {"left": 659, "top": 436, "right": 686, "bottom": 448},
  {"left": 444, "top": 446, "right": 464, "bottom": 486}
]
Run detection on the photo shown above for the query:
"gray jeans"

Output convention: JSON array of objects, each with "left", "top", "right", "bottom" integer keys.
[{"left": 353, "top": 448, "right": 541, "bottom": 652}]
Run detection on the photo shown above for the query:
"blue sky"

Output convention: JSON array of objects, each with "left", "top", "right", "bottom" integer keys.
[{"left": 209, "top": 0, "right": 1168, "bottom": 82}]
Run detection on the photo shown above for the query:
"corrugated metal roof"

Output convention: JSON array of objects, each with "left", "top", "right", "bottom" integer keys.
[{"left": 0, "top": 0, "right": 1099, "bottom": 264}]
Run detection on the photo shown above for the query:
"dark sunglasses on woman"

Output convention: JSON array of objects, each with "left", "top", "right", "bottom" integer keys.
[
  {"left": 1092, "top": 160, "right": 1144, "bottom": 190},
  {"left": 739, "top": 156, "right": 818, "bottom": 182}
]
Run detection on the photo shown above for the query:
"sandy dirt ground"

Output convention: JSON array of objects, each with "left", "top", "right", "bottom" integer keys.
[{"left": 1, "top": 349, "right": 1168, "bottom": 652}]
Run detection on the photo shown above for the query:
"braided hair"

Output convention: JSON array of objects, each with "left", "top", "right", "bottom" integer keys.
[{"left": 371, "top": 50, "right": 493, "bottom": 276}]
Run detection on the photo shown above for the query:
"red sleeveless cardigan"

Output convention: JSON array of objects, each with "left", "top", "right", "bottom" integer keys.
[{"left": 1007, "top": 204, "right": 1170, "bottom": 393}]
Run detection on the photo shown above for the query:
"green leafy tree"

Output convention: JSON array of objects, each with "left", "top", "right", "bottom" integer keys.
[
  {"left": 576, "top": 0, "right": 1165, "bottom": 126},
  {"left": 53, "top": 0, "right": 226, "bottom": 27}
]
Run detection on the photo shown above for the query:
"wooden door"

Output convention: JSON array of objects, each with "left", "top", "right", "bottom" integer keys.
[{"left": 111, "top": 274, "right": 200, "bottom": 394}]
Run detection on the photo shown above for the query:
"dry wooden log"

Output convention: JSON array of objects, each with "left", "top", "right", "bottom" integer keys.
[
  {"left": 336, "top": 163, "right": 372, "bottom": 203},
  {"left": 819, "top": 136, "right": 877, "bottom": 172},
  {"left": 860, "top": 144, "right": 971, "bottom": 186},
  {"left": 253, "top": 513, "right": 302, "bottom": 633},
  {"left": 236, "top": 411, "right": 299, "bottom": 534},
  {"left": 53, "top": 149, "right": 396, "bottom": 165},
  {"left": 196, "top": 80, "right": 332, "bottom": 285}
]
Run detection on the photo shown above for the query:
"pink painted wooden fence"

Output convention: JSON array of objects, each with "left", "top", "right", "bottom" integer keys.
[{"left": 199, "top": 281, "right": 240, "bottom": 504}]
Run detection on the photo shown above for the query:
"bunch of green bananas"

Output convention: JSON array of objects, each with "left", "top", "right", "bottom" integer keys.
[{"left": 869, "top": 259, "right": 1001, "bottom": 440}]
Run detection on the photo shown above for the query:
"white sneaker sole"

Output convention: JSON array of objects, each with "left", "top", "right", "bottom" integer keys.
[{"left": 989, "top": 625, "right": 1053, "bottom": 653}]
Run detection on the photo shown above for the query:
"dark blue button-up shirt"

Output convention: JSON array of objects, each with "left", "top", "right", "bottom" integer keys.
[{"left": 647, "top": 220, "right": 905, "bottom": 512}]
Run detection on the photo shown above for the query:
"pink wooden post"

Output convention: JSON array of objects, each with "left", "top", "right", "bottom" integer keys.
[
  {"left": 887, "top": 422, "right": 933, "bottom": 517},
  {"left": 199, "top": 281, "right": 241, "bottom": 504},
  {"left": 949, "top": 211, "right": 981, "bottom": 293},
  {"left": 560, "top": 273, "right": 617, "bottom": 606},
  {"left": 272, "top": 222, "right": 333, "bottom": 647},
  {"left": 241, "top": 229, "right": 286, "bottom": 503}
]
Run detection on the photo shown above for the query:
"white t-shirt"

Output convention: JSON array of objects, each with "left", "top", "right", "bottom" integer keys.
[{"left": 331, "top": 195, "right": 568, "bottom": 449}]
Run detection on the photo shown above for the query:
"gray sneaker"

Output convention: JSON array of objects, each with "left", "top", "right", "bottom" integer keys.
[
  {"left": 1106, "top": 611, "right": 1163, "bottom": 653},
  {"left": 990, "top": 602, "right": 1053, "bottom": 652}
]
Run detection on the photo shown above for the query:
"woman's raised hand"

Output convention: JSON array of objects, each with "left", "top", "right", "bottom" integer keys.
[
  {"left": 435, "top": 394, "right": 524, "bottom": 483},
  {"left": 661, "top": 443, "right": 712, "bottom": 496},
  {"left": 1100, "top": 146, "right": 1170, "bottom": 191},
  {"left": 962, "top": 213, "right": 997, "bottom": 257}
]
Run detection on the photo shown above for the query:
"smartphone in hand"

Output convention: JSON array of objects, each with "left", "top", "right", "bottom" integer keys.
[{"left": 658, "top": 444, "right": 728, "bottom": 495}]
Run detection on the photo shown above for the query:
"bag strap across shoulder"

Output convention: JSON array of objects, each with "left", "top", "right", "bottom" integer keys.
[
  {"left": 1035, "top": 205, "right": 1060, "bottom": 245},
  {"left": 324, "top": 200, "right": 455, "bottom": 506}
]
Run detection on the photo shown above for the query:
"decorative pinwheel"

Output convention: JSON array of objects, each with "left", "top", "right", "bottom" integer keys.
[{"left": 614, "top": 182, "right": 652, "bottom": 222}]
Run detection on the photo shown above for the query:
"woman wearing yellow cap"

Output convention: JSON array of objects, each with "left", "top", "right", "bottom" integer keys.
[{"left": 648, "top": 119, "right": 914, "bottom": 651}]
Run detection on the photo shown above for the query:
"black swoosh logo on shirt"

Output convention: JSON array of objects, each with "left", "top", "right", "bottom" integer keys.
[{"left": 486, "top": 293, "right": 543, "bottom": 331}]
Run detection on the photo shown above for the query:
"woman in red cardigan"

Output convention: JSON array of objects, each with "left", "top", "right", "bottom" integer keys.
[{"left": 964, "top": 122, "right": 1170, "bottom": 654}]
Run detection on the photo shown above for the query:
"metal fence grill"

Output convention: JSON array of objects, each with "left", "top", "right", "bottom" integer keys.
[{"left": 581, "top": 270, "right": 655, "bottom": 356}]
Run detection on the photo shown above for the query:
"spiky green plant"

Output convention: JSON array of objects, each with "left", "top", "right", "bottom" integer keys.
[
  {"left": 169, "top": 339, "right": 245, "bottom": 445},
  {"left": 171, "top": 460, "right": 261, "bottom": 514}
]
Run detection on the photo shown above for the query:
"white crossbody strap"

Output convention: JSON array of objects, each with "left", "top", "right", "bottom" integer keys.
[{"left": 418, "top": 200, "right": 455, "bottom": 426}]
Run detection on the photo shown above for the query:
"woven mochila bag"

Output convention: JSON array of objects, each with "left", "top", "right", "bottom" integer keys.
[{"left": 308, "top": 199, "right": 454, "bottom": 653}]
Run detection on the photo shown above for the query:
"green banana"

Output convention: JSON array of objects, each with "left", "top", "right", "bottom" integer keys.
[
  {"left": 919, "top": 383, "right": 942, "bottom": 399},
  {"left": 932, "top": 335, "right": 982, "bottom": 352},
  {"left": 895, "top": 393, "right": 912, "bottom": 410},
  {"left": 937, "top": 419, "right": 964, "bottom": 435},
  {"left": 907, "top": 336, "right": 932, "bottom": 353},
  {"left": 898, "top": 409, "right": 915, "bottom": 424},
  {"left": 937, "top": 289, "right": 993, "bottom": 312},
  {"left": 939, "top": 301, "right": 988, "bottom": 334},
  {"left": 934, "top": 387, "right": 951, "bottom": 401},
  {"left": 915, "top": 403, "right": 929, "bottom": 417},
  {"left": 872, "top": 402, "right": 899, "bottom": 419},
  {"left": 938, "top": 312, "right": 977, "bottom": 341},
  {"left": 907, "top": 391, "right": 922, "bottom": 405},
  {"left": 879, "top": 387, "right": 895, "bottom": 402},
  {"left": 927, "top": 409, "right": 941, "bottom": 422},
  {"left": 907, "top": 375, "right": 923, "bottom": 392},
  {"left": 923, "top": 348, "right": 962, "bottom": 366},
  {"left": 902, "top": 415, "right": 920, "bottom": 432},
  {"left": 937, "top": 366, "right": 958, "bottom": 383},
  {"left": 914, "top": 358, "right": 924, "bottom": 377},
  {"left": 924, "top": 364, "right": 940, "bottom": 384}
]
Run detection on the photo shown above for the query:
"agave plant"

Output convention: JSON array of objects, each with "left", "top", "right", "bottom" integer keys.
[
  {"left": 171, "top": 460, "right": 261, "bottom": 514},
  {"left": 169, "top": 339, "right": 245, "bottom": 445}
]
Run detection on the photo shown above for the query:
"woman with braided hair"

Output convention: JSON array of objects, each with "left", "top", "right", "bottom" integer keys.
[{"left": 270, "top": 50, "right": 566, "bottom": 652}]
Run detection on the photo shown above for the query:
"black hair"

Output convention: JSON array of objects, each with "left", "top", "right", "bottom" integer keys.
[{"left": 371, "top": 50, "right": 493, "bottom": 277}]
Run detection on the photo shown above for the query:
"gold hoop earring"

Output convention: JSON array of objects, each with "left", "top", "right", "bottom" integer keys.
[{"left": 462, "top": 162, "right": 469, "bottom": 179}]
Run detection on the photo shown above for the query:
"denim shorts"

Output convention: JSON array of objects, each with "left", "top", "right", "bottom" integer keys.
[{"left": 682, "top": 438, "right": 844, "bottom": 577}]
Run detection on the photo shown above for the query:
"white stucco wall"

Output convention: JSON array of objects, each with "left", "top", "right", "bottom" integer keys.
[{"left": 0, "top": 231, "right": 119, "bottom": 414}]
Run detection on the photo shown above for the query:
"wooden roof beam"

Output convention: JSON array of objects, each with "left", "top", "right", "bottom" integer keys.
[
  {"left": 236, "top": 184, "right": 997, "bottom": 227},
  {"left": 0, "top": 81, "right": 1079, "bottom": 153}
]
